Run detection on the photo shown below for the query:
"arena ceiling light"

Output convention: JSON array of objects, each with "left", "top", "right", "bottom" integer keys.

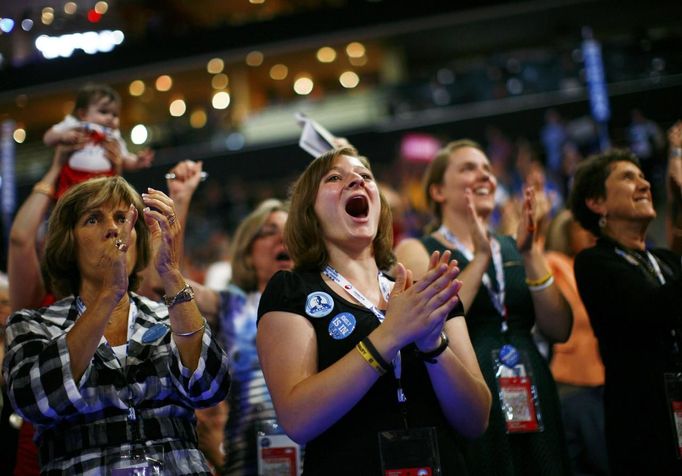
[{"left": 34, "top": 30, "right": 124, "bottom": 59}]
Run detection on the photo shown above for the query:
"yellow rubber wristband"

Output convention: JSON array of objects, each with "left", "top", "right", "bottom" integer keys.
[
  {"left": 356, "top": 341, "right": 387, "bottom": 375},
  {"left": 525, "top": 272, "right": 553, "bottom": 287}
]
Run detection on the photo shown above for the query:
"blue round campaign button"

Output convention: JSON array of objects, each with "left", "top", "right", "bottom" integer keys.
[
  {"left": 499, "top": 344, "right": 520, "bottom": 368},
  {"left": 328, "top": 312, "right": 356, "bottom": 340}
]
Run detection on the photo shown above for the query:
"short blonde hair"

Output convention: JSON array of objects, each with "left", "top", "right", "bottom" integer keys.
[
  {"left": 43, "top": 176, "right": 151, "bottom": 298},
  {"left": 229, "top": 199, "right": 288, "bottom": 292},
  {"left": 285, "top": 147, "right": 395, "bottom": 272}
]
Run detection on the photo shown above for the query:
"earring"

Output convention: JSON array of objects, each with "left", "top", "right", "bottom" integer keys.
[{"left": 598, "top": 214, "right": 607, "bottom": 229}]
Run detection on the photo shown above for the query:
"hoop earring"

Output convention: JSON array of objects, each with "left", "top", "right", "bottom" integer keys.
[{"left": 598, "top": 214, "right": 607, "bottom": 229}]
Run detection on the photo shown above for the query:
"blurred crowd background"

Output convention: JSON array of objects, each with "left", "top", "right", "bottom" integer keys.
[{"left": 1, "top": 0, "right": 681, "bottom": 282}]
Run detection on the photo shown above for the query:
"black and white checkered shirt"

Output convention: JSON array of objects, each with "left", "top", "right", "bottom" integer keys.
[{"left": 3, "top": 293, "right": 231, "bottom": 475}]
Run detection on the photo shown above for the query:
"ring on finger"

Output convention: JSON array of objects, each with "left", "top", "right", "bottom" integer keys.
[
  {"left": 114, "top": 239, "right": 129, "bottom": 252},
  {"left": 168, "top": 214, "right": 176, "bottom": 225}
]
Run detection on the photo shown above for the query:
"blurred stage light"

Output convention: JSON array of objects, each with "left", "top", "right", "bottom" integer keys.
[
  {"left": 212, "top": 91, "right": 231, "bottom": 109},
  {"left": 246, "top": 51, "right": 264, "bottom": 67},
  {"left": 317, "top": 47, "right": 336, "bottom": 63},
  {"left": 339, "top": 71, "right": 360, "bottom": 88},
  {"left": 190, "top": 109, "right": 207, "bottom": 128},
  {"left": 131, "top": 124, "right": 148, "bottom": 145},
  {"left": 95, "top": 2, "right": 109, "bottom": 14},
  {"left": 169, "top": 99, "right": 187, "bottom": 117},
  {"left": 88, "top": 10, "right": 103, "bottom": 23},
  {"left": 35, "top": 30, "right": 124, "bottom": 59},
  {"left": 13, "top": 128, "right": 26, "bottom": 144},
  {"left": 129, "top": 80, "right": 145, "bottom": 96},
  {"left": 155, "top": 75, "right": 173, "bottom": 91},
  {"left": 212, "top": 73, "right": 229, "bottom": 89},
  {"left": 0, "top": 18, "right": 15, "bottom": 33},
  {"left": 64, "top": 2, "right": 78, "bottom": 15},
  {"left": 294, "top": 76, "right": 314, "bottom": 95},
  {"left": 269, "top": 64, "right": 288, "bottom": 80},
  {"left": 207, "top": 58, "right": 224, "bottom": 74},
  {"left": 346, "top": 42, "right": 366, "bottom": 58}
]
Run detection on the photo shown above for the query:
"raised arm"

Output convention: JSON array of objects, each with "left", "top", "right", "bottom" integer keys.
[
  {"left": 43, "top": 124, "right": 89, "bottom": 147},
  {"left": 135, "top": 161, "right": 204, "bottom": 302},
  {"left": 166, "top": 160, "right": 204, "bottom": 231},
  {"left": 397, "top": 188, "right": 492, "bottom": 314},
  {"left": 9, "top": 147, "right": 71, "bottom": 310},
  {"left": 516, "top": 187, "right": 572, "bottom": 342}
]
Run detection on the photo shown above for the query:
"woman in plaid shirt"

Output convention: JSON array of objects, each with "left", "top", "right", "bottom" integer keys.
[{"left": 3, "top": 176, "right": 231, "bottom": 475}]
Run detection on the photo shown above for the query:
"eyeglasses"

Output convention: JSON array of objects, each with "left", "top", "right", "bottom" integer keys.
[{"left": 253, "top": 224, "right": 283, "bottom": 240}]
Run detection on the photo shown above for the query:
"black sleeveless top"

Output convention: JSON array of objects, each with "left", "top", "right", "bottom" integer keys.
[{"left": 258, "top": 269, "right": 468, "bottom": 476}]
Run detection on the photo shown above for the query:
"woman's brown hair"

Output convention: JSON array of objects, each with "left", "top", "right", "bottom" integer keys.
[
  {"left": 285, "top": 147, "right": 395, "bottom": 271},
  {"left": 43, "top": 176, "right": 151, "bottom": 297}
]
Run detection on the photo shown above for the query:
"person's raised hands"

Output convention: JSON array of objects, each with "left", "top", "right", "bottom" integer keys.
[
  {"left": 136, "top": 148, "right": 155, "bottom": 169},
  {"left": 100, "top": 204, "right": 138, "bottom": 302},
  {"left": 465, "top": 188, "right": 491, "bottom": 258},
  {"left": 515, "top": 187, "right": 544, "bottom": 253},
  {"left": 384, "top": 250, "right": 461, "bottom": 350},
  {"left": 142, "top": 188, "right": 181, "bottom": 278},
  {"left": 166, "top": 160, "right": 204, "bottom": 203}
]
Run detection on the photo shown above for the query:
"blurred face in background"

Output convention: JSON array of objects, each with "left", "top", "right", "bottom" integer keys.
[
  {"left": 433, "top": 146, "right": 498, "bottom": 219},
  {"left": 79, "top": 96, "right": 121, "bottom": 130},
  {"left": 250, "top": 210, "right": 292, "bottom": 291}
]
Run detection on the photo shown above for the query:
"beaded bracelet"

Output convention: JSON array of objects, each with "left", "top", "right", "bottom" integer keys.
[{"left": 525, "top": 272, "right": 553, "bottom": 287}]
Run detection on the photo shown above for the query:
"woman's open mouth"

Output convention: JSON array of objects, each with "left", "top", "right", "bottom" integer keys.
[
  {"left": 345, "top": 195, "right": 369, "bottom": 218},
  {"left": 275, "top": 251, "right": 291, "bottom": 262}
]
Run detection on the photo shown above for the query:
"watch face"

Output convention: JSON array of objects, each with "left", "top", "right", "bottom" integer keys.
[{"left": 166, "top": 285, "right": 194, "bottom": 307}]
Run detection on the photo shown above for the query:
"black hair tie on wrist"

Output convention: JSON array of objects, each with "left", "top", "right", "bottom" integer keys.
[{"left": 417, "top": 332, "right": 449, "bottom": 364}]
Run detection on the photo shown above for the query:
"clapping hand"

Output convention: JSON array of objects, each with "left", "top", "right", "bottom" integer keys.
[
  {"left": 142, "top": 189, "right": 181, "bottom": 278},
  {"left": 465, "top": 188, "right": 491, "bottom": 258},
  {"left": 385, "top": 251, "right": 461, "bottom": 351}
]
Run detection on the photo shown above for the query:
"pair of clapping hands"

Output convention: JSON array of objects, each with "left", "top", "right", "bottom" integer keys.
[
  {"left": 102, "top": 160, "right": 204, "bottom": 296},
  {"left": 384, "top": 250, "right": 461, "bottom": 354}
]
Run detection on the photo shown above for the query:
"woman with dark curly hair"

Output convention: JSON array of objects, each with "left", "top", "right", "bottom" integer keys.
[{"left": 569, "top": 134, "right": 682, "bottom": 475}]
